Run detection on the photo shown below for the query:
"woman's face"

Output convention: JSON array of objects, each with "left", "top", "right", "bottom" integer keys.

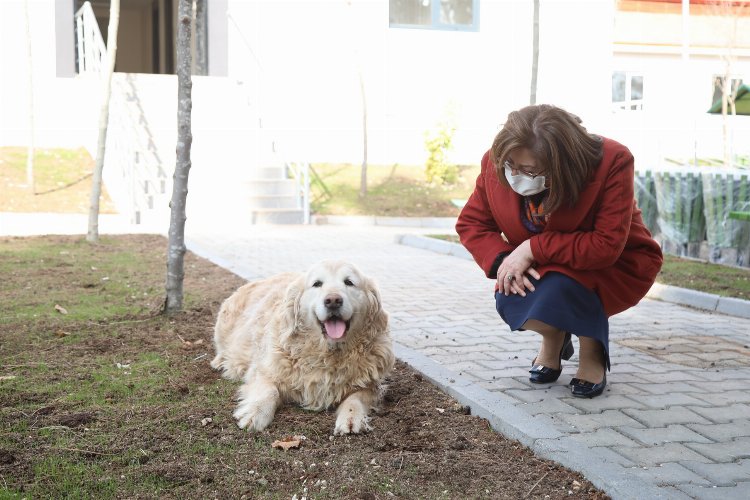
[{"left": 505, "top": 148, "right": 545, "bottom": 179}]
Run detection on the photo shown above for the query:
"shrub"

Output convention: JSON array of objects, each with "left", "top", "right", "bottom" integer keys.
[{"left": 424, "top": 124, "right": 458, "bottom": 184}]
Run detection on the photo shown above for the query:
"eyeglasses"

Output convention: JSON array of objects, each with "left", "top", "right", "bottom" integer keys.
[{"left": 503, "top": 160, "right": 544, "bottom": 180}]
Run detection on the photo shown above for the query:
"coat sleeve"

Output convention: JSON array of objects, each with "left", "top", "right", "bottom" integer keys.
[
  {"left": 456, "top": 151, "right": 516, "bottom": 278},
  {"left": 530, "top": 149, "right": 635, "bottom": 270}
]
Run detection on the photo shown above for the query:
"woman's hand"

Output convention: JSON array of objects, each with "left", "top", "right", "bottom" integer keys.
[{"left": 497, "top": 240, "right": 541, "bottom": 297}]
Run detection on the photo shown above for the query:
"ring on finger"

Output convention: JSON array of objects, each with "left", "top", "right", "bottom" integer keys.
[{"left": 506, "top": 275, "right": 515, "bottom": 282}]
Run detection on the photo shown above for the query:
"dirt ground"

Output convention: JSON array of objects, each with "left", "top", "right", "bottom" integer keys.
[{"left": 0, "top": 234, "right": 609, "bottom": 499}]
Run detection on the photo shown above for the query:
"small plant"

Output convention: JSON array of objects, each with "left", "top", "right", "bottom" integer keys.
[{"left": 424, "top": 122, "right": 458, "bottom": 185}]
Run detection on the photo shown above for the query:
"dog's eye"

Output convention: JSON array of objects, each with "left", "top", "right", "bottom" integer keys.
[
  {"left": 344, "top": 278, "right": 354, "bottom": 286},
  {"left": 312, "top": 280, "right": 323, "bottom": 288}
]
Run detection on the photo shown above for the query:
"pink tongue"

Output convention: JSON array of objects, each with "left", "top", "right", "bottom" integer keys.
[{"left": 324, "top": 319, "right": 346, "bottom": 339}]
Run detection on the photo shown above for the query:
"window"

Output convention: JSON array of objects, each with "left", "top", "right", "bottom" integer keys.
[
  {"left": 712, "top": 76, "right": 743, "bottom": 107},
  {"left": 612, "top": 71, "right": 644, "bottom": 111},
  {"left": 389, "top": 0, "right": 479, "bottom": 32}
]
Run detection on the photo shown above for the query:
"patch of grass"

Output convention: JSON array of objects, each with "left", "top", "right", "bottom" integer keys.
[
  {"left": 658, "top": 254, "right": 750, "bottom": 299},
  {"left": 0, "top": 235, "right": 165, "bottom": 324},
  {"left": 0, "top": 146, "right": 117, "bottom": 213},
  {"left": 427, "top": 234, "right": 750, "bottom": 300},
  {"left": 33, "top": 457, "right": 117, "bottom": 498},
  {"left": 311, "top": 163, "right": 479, "bottom": 217}
]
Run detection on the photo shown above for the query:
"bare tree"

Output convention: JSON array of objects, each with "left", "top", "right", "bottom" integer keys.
[
  {"left": 358, "top": 67, "right": 368, "bottom": 198},
  {"left": 165, "top": 0, "right": 194, "bottom": 314},
  {"left": 710, "top": 0, "right": 747, "bottom": 166},
  {"left": 530, "top": 0, "right": 539, "bottom": 105},
  {"left": 24, "top": 0, "right": 35, "bottom": 192},
  {"left": 344, "top": 1, "right": 368, "bottom": 198},
  {"left": 87, "top": 0, "right": 120, "bottom": 243}
]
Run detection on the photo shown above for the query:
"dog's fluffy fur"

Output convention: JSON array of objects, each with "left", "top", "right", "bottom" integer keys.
[{"left": 211, "top": 260, "right": 394, "bottom": 435}]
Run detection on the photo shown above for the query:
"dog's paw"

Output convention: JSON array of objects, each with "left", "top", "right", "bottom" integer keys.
[
  {"left": 233, "top": 400, "right": 275, "bottom": 432},
  {"left": 209, "top": 354, "right": 223, "bottom": 371},
  {"left": 334, "top": 399, "right": 372, "bottom": 435}
]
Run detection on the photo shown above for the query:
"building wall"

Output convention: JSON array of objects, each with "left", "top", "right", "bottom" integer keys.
[
  {"left": 1, "top": 0, "right": 99, "bottom": 150},
  {"left": 221, "top": 0, "right": 614, "bottom": 166},
  {"left": 16, "top": 0, "right": 739, "bottom": 170}
]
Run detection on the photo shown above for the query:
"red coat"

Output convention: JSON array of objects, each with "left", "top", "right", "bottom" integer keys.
[{"left": 456, "top": 137, "right": 663, "bottom": 317}]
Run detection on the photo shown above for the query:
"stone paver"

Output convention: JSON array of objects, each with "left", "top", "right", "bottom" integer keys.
[
  {"left": 685, "top": 437, "right": 750, "bottom": 462},
  {"left": 610, "top": 442, "right": 712, "bottom": 467},
  {"left": 6, "top": 214, "right": 750, "bottom": 500},
  {"left": 617, "top": 424, "right": 714, "bottom": 446},
  {"left": 686, "top": 419, "right": 750, "bottom": 441},
  {"left": 680, "top": 459, "right": 750, "bottom": 487},
  {"left": 676, "top": 483, "right": 750, "bottom": 500}
]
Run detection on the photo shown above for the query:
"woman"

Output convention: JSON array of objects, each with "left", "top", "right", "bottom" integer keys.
[{"left": 456, "top": 104, "right": 662, "bottom": 398}]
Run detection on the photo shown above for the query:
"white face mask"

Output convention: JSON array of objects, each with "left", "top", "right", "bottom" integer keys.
[{"left": 504, "top": 168, "right": 548, "bottom": 196}]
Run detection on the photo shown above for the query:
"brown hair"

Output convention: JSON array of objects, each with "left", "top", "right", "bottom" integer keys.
[{"left": 491, "top": 104, "right": 603, "bottom": 214}]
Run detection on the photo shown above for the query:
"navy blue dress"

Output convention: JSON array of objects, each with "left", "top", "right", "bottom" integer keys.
[{"left": 495, "top": 271, "right": 611, "bottom": 370}]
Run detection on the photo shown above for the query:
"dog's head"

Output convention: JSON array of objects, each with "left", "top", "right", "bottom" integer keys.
[{"left": 282, "top": 260, "right": 386, "bottom": 345}]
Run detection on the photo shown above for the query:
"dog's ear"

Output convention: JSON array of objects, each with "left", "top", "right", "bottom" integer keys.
[
  {"left": 278, "top": 275, "right": 304, "bottom": 340},
  {"left": 364, "top": 277, "right": 389, "bottom": 333}
]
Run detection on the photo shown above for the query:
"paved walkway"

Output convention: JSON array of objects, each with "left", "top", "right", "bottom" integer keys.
[{"left": 3, "top": 213, "right": 750, "bottom": 500}]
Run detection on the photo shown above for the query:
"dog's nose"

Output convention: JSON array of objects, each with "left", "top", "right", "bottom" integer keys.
[{"left": 324, "top": 294, "right": 343, "bottom": 309}]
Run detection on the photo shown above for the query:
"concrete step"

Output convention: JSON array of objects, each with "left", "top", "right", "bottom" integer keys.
[
  {"left": 245, "top": 179, "right": 298, "bottom": 196},
  {"left": 250, "top": 208, "right": 305, "bottom": 225},
  {"left": 254, "top": 166, "right": 287, "bottom": 179},
  {"left": 248, "top": 194, "right": 299, "bottom": 209}
]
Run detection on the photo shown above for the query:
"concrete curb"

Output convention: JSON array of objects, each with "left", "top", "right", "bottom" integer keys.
[
  {"left": 395, "top": 343, "right": 681, "bottom": 500},
  {"left": 396, "top": 234, "right": 750, "bottom": 320}
]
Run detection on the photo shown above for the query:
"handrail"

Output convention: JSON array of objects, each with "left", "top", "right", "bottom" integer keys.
[
  {"left": 285, "top": 161, "right": 311, "bottom": 224},
  {"left": 74, "top": 2, "right": 106, "bottom": 75},
  {"left": 73, "top": 2, "right": 167, "bottom": 224}
]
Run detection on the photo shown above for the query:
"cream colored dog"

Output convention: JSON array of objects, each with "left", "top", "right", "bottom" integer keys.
[{"left": 211, "top": 260, "right": 394, "bottom": 435}]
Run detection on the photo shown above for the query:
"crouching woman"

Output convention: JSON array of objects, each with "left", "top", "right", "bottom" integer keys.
[{"left": 456, "top": 104, "right": 663, "bottom": 398}]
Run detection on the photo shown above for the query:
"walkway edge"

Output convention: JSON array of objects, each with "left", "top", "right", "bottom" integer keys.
[
  {"left": 396, "top": 234, "right": 750, "bottom": 320},
  {"left": 394, "top": 342, "right": 680, "bottom": 500}
]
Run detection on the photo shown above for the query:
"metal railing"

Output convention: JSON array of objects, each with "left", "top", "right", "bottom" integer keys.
[
  {"left": 285, "top": 161, "right": 311, "bottom": 224},
  {"left": 74, "top": 2, "right": 105, "bottom": 75}
]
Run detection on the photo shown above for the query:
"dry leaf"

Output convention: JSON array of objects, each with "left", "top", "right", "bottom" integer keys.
[
  {"left": 201, "top": 417, "right": 212, "bottom": 426},
  {"left": 179, "top": 338, "right": 204, "bottom": 348},
  {"left": 55, "top": 330, "right": 71, "bottom": 338},
  {"left": 54, "top": 304, "right": 68, "bottom": 315},
  {"left": 271, "top": 435, "right": 304, "bottom": 451}
]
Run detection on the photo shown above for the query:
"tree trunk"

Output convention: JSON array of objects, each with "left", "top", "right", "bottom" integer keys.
[
  {"left": 358, "top": 68, "right": 368, "bottom": 198},
  {"left": 713, "top": 0, "right": 746, "bottom": 167},
  {"left": 194, "top": 0, "right": 207, "bottom": 75},
  {"left": 722, "top": 71, "right": 731, "bottom": 167},
  {"left": 24, "top": 0, "right": 35, "bottom": 193},
  {"left": 529, "top": 0, "right": 539, "bottom": 105},
  {"left": 165, "top": 0, "right": 194, "bottom": 314},
  {"left": 87, "top": 0, "right": 120, "bottom": 243}
]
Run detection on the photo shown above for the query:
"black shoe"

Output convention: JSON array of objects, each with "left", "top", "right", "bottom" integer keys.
[
  {"left": 529, "top": 332, "right": 574, "bottom": 384},
  {"left": 570, "top": 373, "right": 607, "bottom": 398}
]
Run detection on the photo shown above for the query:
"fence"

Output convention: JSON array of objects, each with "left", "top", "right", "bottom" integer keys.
[{"left": 636, "top": 165, "right": 750, "bottom": 267}]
